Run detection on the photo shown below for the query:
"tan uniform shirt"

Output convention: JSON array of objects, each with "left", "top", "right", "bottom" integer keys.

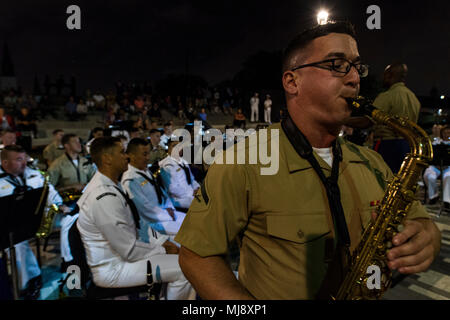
[
  {"left": 175, "top": 122, "right": 430, "bottom": 299},
  {"left": 43, "top": 141, "right": 65, "bottom": 164},
  {"left": 373, "top": 82, "right": 421, "bottom": 140},
  {"left": 149, "top": 144, "right": 167, "bottom": 166},
  {"left": 48, "top": 153, "right": 96, "bottom": 189}
]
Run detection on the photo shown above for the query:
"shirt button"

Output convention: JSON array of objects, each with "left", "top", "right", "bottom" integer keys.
[{"left": 297, "top": 230, "right": 304, "bottom": 238}]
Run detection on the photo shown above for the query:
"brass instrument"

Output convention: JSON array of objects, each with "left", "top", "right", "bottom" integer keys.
[
  {"left": 60, "top": 190, "right": 82, "bottom": 203},
  {"left": 35, "top": 171, "right": 61, "bottom": 239},
  {"left": 334, "top": 96, "right": 433, "bottom": 300}
]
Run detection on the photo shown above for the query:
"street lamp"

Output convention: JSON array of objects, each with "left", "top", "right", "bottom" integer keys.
[{"left": 317, "top": 10, "right": 329, "bottom": 25}]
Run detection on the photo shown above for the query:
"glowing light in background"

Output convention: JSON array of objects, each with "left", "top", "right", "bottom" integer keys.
[{"left": 317, "top": 10, "right": 329, "bottom": 25}]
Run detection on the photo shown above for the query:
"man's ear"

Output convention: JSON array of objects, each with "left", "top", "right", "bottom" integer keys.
[
  {"left": 101, "top": 153, "right": 111, "bottom": 166},
  {"left": 282, "top": 71, "right": 300, "bottom": 95}
]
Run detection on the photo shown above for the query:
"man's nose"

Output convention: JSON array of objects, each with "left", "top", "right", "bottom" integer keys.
[{"left": 345, "top": 65, "right": 360, "bottom": 88}]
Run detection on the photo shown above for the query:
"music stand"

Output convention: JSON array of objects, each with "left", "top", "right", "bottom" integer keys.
[
  {"left": 431, "top": 144, "right": 450, "bottom": 217},
  {"left": 0, "top": 187, "right": 47, "bottom": 300}
]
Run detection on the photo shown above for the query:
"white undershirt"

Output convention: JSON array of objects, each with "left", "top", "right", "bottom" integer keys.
[
  {"left": 312, "top": 147, "right": 333, "bottom": 167},
  {"left": 72, "top": 159, "right": 79, "bottom": 167}
]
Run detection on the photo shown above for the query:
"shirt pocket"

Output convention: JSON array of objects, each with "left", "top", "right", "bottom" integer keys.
[{"left": 266, "top": 212, "right": 331, "bottom": 244}]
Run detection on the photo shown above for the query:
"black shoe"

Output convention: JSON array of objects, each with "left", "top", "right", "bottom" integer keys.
[
  {"left": 20, "top": 275, "right": 42, "bottom": 300},
  {"left": 428, "top": 197, "right": 438, "bottom": 205}
]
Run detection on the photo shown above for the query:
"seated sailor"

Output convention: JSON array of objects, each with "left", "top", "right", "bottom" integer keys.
[{"left": 76, "top": 137, "right": 195, "bottom": 299}]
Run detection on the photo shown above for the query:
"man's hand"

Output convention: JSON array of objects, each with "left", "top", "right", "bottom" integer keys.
[
  {"left": 166, "top": 208, "right": 176, "bottom": 221},
  {"left": 386, "top": 219, "right": 439, "bottom": 274},
  {"left": 58, "top": 204, "right": 72, "bottom": 214},
  {"left": 370, "top": 212, "right": 440, "bottom": 275},
  {"left": 162, "top": 240, "right": 179, "bottom": 254}
]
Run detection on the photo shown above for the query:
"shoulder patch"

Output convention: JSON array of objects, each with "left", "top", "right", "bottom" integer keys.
[
  {"left": 140, "top": 180, "right": 149, "bottom": 186},
  {"left": 96, "top": 192, "right": 117, "bottom": 200}
]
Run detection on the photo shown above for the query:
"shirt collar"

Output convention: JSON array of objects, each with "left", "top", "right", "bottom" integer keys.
[
  {"left": 97, "top": 171, "right": 121, "bottom": 188},
  {"left": 128, "top": 163, "right": 150, "bottom": 176},
  {"left": 388, "top": 82, "right": 405, "bottom": 90},
  {"left": 278, "top": 121, "right": 366, "bottom": 174}
]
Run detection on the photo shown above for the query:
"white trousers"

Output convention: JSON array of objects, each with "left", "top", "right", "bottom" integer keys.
[
  {"left": 250, "top": 105, "right": 259, "bottom": 122},
  {"left": 423, "top": 166, "right": 450, "bottom": 203},
  {"left": 60, "top": 213, "right": 79, "bottom": 262},
  {"left": 91, "top": 254, "right": 195, "bottom": 300},
  {"left": 264, "top": 108, "right": 271, "bottom": 123},
  {"left": 151, "top": 211, "right": 186, "bottom": 235},
  {"left": 7, "top": 241, "right": 41, "bottom": 290}
]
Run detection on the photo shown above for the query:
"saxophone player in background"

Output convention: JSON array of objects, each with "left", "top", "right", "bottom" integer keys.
[
  {"left": 47, "top": 133, "right": 96, "bottom": 270},
  {"left": 174, "top": 21, "right": 441, "bottom": 299},
  {"left": 0, "top": 145, "right": 70, "bottom": 299}
]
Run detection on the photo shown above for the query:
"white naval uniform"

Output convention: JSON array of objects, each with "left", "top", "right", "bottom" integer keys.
[
  {"left": 159, "top": 133, "right": 171, "bottom": 149},
  {"left": 76, "top": 171, "right": 195, "bottom": 300},
  {"left": 121, "top": 164, "right": 186, "bottom": 241},
  {"left": 264, "top": 98, "right": 272, "bottom": 123},
  {"left": 423, "top": 140, "right": 450, "bottom": 203},
  {"left": 159, "top": 156, "right": 200, "bottom": 210},
  {"left": 250, "top": 96, "right": 259, "bottom": 122},
  {"left": 0, "top": 167, "right": 62, "bottom": 290}
]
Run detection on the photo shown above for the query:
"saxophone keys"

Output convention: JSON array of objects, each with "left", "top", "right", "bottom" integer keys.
[
  {"left": 386, "top": 241, "right": 392, "bottom": 249},
  {"left": 397, "top": 224, "right": 404, "bottom": 232}
]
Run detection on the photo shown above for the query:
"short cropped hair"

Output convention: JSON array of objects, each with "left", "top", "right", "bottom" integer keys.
[
  {"left": 126, "top": 138, "right": 149, "bottom": 155},
  {"left": 92, "top": 127, "right": 104, "bottom": 135},
  {"left": 62, "top": 133, "right": 77, "bottom": 146},
  {"left": 90, "top": 136, "right": 121, "bottom": 167},
  {"left": 52, "top": 129, "right": 64, "bottom": 135},
  {"left": 282, "top": 20, "right": 357, "bottom": 72},
  {"left": 149, "top": 129, "right": 161, "bottom": 135},
  {"left": 1, "top": 144, "right": 26, "bottom": 161}
]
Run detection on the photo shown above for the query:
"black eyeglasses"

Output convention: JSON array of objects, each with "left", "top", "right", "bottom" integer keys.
[{"left": 291, "top": 58, "right": 369, "bottom": 78}]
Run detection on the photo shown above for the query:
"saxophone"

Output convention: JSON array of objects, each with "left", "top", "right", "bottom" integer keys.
[
  {"left": 35, "top": 171, "right": 61, "bottom": 239},
  {"left": 333, "top": 96, "right": 433, "bottom": 300}
]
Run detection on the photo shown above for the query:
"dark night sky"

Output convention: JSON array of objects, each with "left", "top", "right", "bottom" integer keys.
[{"left": 0, "top": 0, "right": 449, "bottom": 96}]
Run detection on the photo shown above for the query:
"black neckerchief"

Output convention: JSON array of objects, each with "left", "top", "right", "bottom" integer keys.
[
  {"left": 281, "top": 114, "right": 350, "bottom": 248},
  {"left": 113, "top": 186, "right": 141, "bottom": 229},
  {"left": 136, "top": 171, "right": 165, "bottom": 205},
  {"left": 66, "top": 152, "right": 81, "bottom": 183},
  {"left": 179, "top": 163, "right": 192, "bottom": 185}
]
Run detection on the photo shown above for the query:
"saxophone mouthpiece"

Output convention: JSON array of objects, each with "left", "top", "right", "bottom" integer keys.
[{"left": 344, "top": 96, "right": 376, "bottom": 129}]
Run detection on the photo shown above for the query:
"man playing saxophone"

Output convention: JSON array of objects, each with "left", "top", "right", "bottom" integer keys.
[
  {"left": 175, "top": 21, "right": 441, "bottom": 299},
  {"left": 0, "top": 145, "right": 69, "bottom": 299}
]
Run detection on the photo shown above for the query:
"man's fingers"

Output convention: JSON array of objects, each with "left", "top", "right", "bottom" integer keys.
[
  {"left": 397, "top": 257, "right": 434, "bottom": 274},
  {"left": 387, "top": 245, "right": 430, "bottom": 270},
  {"left": 392, "top": 220, "right": 422, "bottom": 246},
  {"left": 387, "top": 230, "right": 430, "bottom": 260}
]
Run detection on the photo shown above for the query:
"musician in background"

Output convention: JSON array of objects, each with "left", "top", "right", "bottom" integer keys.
[
  {"left": 159, "top": 139, "right": 200, "bottom": 212},
  {"left": 76, "top": 137, "right": 195, "bottom": 299},
  {"left": 148, "top": 128, "right": 167, "bottom": 165},
  {"left": 122, "top": 138, "right": 185, "bottom": 243},
  {"left": 85, "top": 127, "right": 104, "bottom": 155},
  {"left": 42, "top": 129, "right": 65, "bottom": 167},
  {"left": 48, "top": 133, "right": 96, "bottom": 268},
  {"left": 423, "top": 125, "right": 450, "bottom": 208},
  {"left": 372, "top": 62, "right": 421, "bottom": 173},
  {"left": 0, "top": 145, "right": 68, "bottom": 299}
]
